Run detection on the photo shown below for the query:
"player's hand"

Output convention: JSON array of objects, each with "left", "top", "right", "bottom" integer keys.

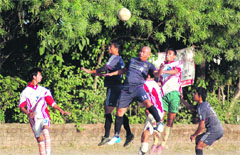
[
  {"left": 103, "top": 73, "right": 112, "bottom": 77},
  {"left": 60, "top": 110, "right": 71, "bottom": 115},
  {"left": 81, "top": 67, "right": 89, "bottom": 73},
  {"left": 190, "top": 134, "right": 196, "bottom": 142},
  {"left": 27, "top": 112, "right": 35, "bottom": 119}
]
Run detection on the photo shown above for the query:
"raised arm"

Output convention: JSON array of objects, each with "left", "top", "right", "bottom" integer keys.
[
  {"left": 104, "top": 68, "right": 126, "bottom": 76},
  {"left": 81, "top": 67, "right": 97, "bottom": 74}
]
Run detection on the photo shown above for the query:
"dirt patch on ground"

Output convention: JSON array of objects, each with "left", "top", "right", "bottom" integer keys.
[{"left": 0, "top": 124, "right": 239, "bottom": 155}]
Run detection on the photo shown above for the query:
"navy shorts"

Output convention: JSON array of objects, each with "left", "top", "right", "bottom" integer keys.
[
  {"left": 118, "top": 85, "right": 149, "bottom": 108},
  {"left": 199, "top": 130, "right": 223, "bottom": 146},
  {"left": 105, "top": 86, "right": 121, "bottom": 107}
]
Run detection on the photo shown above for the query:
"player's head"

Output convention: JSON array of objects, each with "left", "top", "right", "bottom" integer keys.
[
  {"left": 166, "top": 48, "right": 177, "bottom": 62},
  {"left": 28, "top": 68, "right": 42, "bottom": 83},
  {"left": 108, "top": 42, "right": 121, "bottom": 55},
  {"left": 139, "top": 46, "right": 151, "bottom": 61},
  {"left": 194, "top": 87, "right": 207, "bottom": 103}
]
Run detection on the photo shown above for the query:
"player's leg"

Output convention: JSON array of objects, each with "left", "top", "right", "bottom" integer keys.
[
  {"left": 157, "top": 91, "right": 180, "bottom": 153},
  {"left": 42, "top": 119, "right": 51, "bottom": 155},
  {"left": 123, "top": 114, "right": 134, "bottom": 147},
  {"left": 37, "top": 136, "right": 46, "bottom": 155},
  {"left": 139, "top": 130, "right": 150, "bottom": 155},
  {"left": 32, "top": 118, "right": 46, "bottom": 155},
  {"left": 107, "top": 107, "right": 128, "bottom": 145},
  {"left": 99, "top": 87, "right": 116, "bottom": 146}
]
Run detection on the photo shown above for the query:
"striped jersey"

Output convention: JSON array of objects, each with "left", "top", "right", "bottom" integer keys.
[
  {"left": 19, "top": 83, "right": 56, "bottom": 119},
  {"left": 144, "top": 80, "right": 164, "bottom": 118},
  {"left": 160, "top": 60, "right": 183, "bottom": 95}
]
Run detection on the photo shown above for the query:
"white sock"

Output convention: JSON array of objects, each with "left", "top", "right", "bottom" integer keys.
[
  {"left": 38, "top": 141, "right": 46, "bottom": 155},
  {"left": 43, "top": 129, "right": 51, "bottom": 155}
]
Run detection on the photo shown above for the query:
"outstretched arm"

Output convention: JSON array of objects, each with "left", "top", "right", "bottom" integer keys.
[
  {"left": 190, "top": 120, "right": 205, "bottom": 142},
  {"left": 81, "top": 67, "right": 97, "bottom": 74},
  {"left": 53, "top": 104, "right": 71, "bottom": 115},
  {"left": 104, "top": 68, "right": 126, "bottom": 76},
  {"left": 181, "top": 97, "right": 196, "bottom": 112}
]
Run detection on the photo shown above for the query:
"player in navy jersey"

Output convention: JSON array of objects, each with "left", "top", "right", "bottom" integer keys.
[
  {"left": 182, "top": 87, "right": 223, "bottom": 155},
  {"left": 19, "top": 68, "right": 70, "bottom": 155},
  {"left": 104, "top": 46, "right": 163, "bottom": 145},
  {"left": 81, "top": 42, "right": 134, "bottom": 147}
]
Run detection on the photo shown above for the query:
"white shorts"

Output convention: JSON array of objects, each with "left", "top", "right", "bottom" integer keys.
[
  {"left": 29, "top": 117, "right": 50, "bottom": 138},
  {"left": 143, "top": 114, "right": 156, "bottom": 135}
]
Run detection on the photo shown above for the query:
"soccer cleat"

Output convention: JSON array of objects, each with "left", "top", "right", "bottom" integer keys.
[
  {"left": 156, "top": 144, "right": 164, "bottom": 154},
  {"left": 107, "top": 136, "right": 121, "bottom": 145},
  {"left": 123, "top": 134, "right": 134, "bottom": 147},
  {"left": 154, "top": 122, "right": 164, "bottom": 133},
  {"left": 149, "top": 144, "right": 157, "bottom": 155},
  {"left": 98, "top": 136, "right": 111, "bottom": 146},
  {"left": 138, "top": 149, "right": 146, "bottom": 155}
]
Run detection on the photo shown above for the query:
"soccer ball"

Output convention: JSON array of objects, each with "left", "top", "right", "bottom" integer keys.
[{"left": 118, "top": 8, "right": 131, "bottom": 21}]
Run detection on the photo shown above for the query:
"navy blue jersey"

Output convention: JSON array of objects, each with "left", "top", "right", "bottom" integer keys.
[
  {"left": 197, "top": 102, "right": 223, "bottom": 132},
  {"left": 96, "top": 55, "right": 124, "bottom": 87},
  {"left": 124, "top": 57, "right": 156, "bottom": 87}
]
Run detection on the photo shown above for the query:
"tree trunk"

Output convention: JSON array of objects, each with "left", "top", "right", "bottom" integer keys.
[
  {"left": 94, "top": 45, "right": 105, "bottom": 91},
  {"left": 226, "top": 78, "right": 240, "bottom": 122}
]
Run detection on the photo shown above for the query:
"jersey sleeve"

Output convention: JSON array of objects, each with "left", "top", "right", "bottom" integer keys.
[
  {"left": 148, "top": 63, "right": 157, "bottom": 76},
  {"left": 19, "top": 92, "right": 27, "bottom": 108},
  {"left": 44, "top": 89, "right": 56, "bottom": 107},
  {"left": 96, "top": 64, "right": 108, "bottom": 73},
  {"left": 198, "top": 106, "right": 206, "bottom": 121}
]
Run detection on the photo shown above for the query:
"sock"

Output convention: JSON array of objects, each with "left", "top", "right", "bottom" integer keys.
[
  {"left": 153, "top": 133, "right": 159, "bottom": 145},
  {"left": 147, "top": 105, "right": 160, "bottom": 122},
  {"left": 43, "top": 129, "right": 51, "bottom": 155},
  {"left": 195, "top": 148, "right": 203, "bottom": 155},
  {"left": 114, "top": 116, "right": 123, "bottom": 137},
  {"left": 123, "top": 114, "right": 132, "bottom": 136},
  {"left": 104, "top": 113, "right": 112, "bottom": 138},
  {"left": 161, "top": 126, "right": 171, "bottom": 147},
  {"left": 140, "top": 142, "right": 149, "bottom": 153},
  {"left": 38, "top": 141, "right": 46, "bottom": 155}
]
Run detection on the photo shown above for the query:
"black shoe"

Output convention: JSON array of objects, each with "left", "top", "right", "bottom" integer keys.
[
  {"left": 98, "top": 136, "right": 111, "bottom": 146},
  {"left": 123, "top": 134, "right": 134, "bottom": 147}
]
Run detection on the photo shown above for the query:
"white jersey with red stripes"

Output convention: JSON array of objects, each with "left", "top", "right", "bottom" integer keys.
[
  {"left": 144, "top": 80, "right": 164, "bottom": 118},
  {"left": 160, "top": 60, "right": 183, "bottom": 95},
  {"left": 19, "top": 83, "right": 56, "bottom": 119}
]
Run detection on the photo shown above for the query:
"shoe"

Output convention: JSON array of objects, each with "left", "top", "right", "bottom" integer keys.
[
  {"left": 156, "top": 144, "right": 164, "bottom": 154},
  {"left": 138, "top": 149, "right": 146, "bottom": 155},
  {"left": 123, "top": 134, "right": 134, "bottom": 147},
  {"left": 154, "top": 122, "right": 164, "bottom": 133},
  {"left": 149, "top": 144, "right": 157, "bottom": 155},
  {"left": 98, "top": 136, "right": 111, "bottom": 146},
  {"left": 107, "top": 136, "right": 121, "bottom": 145}
]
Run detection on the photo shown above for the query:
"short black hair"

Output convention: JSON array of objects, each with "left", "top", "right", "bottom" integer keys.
[
  {"left": 196, "top": 87, "right": 207, "bottom": 102},
  {"left": 111, "top": 42, "right": 121, "bottom": 53},
  {"left": 28, "top": 68, "right": 42, "bottom": 81},
  {"left": 167, "top": 48, "right": 177, "bottom": 56}
]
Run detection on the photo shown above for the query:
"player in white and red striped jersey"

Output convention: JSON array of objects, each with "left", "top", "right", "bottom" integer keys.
[
  {"left": 157, "top": 48, "right": 183, "bottom": 154},
  {"left": 139, "top": 75, "right": 164, "bottom": 155},
  {"left": 19, "top": 68, "right": 70, "bottom": 155}
]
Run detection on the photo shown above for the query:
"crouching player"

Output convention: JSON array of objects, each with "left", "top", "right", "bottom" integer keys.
[
  {"left": 183, "top": 87, "right": 223, "bottom": 155},
  {"left": 139, "top": 76, "right": 164, "bottom": 155},
  {"left": 19, "top": 68, "right": 71, "bottom": 155}
]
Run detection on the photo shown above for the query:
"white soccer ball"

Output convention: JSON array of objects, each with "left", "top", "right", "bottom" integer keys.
[{"left": 118, "top": 8, "right": 131, "bottom": 21}]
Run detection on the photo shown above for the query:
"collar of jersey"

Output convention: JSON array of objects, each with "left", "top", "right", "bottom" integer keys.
[
  {"left": 28, "top": 82, "right": 38, "bottom": 89},
  {"left": 164, "top": 60, "right": 175, "bottom": 64}
]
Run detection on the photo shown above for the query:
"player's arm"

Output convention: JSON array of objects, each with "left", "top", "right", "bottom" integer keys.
[
  {"left": 53, "top": 104, "right": 71, "bottom": 115},
  {"left": 104, "top": 68, "right": 126, "bottom": 76},
  {"left": 190, "top": 120, "right": 205, "bottom": 142},
  {"left": 162, "top": 68, "right": 179, "bottom": 75},
  {"left": 19, "top": 101, "right": 35, "bottom": 119},
  {"left": 45, "top": 96, "right": 71, "bottom": 115},
  {"left": 81, "top": 67, "right": 97, "bottom": 74},
  {"left": 181, "top": 97, "right": 196, "bottom": 112}
]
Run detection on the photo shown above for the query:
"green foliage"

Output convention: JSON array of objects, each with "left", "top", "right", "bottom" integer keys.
[{"left": 0, "top": 0, "right": 240, "bottom": 125}]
